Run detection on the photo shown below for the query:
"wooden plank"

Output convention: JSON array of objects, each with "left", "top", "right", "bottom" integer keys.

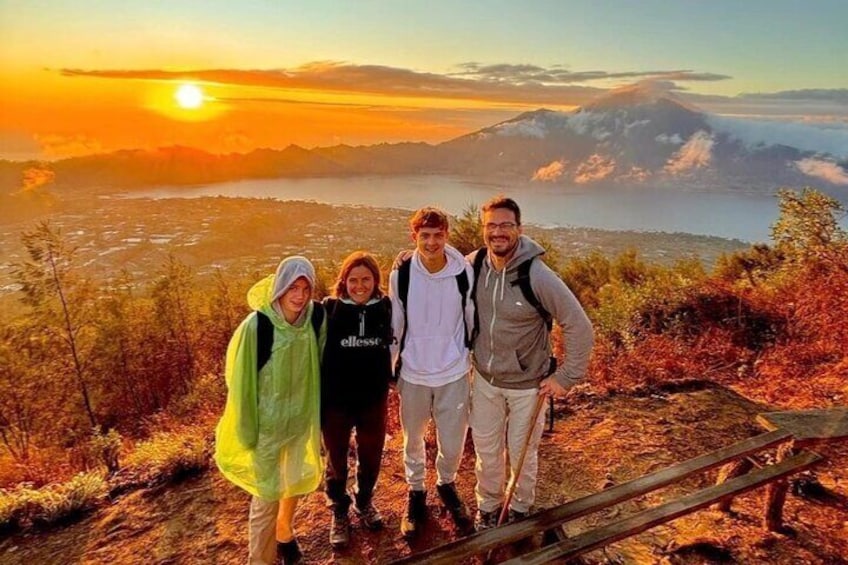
[
  {"left": 388, "top": 429, "right": 791, "bottom": 565},
  {"left": 757, "top": 408, "right": 848, "bottom": 443},
  {"left": 502, "top": 451, "right": 822, "bottom": 565}
]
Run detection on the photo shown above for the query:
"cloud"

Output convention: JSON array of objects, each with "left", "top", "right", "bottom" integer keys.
[
  {"left": 58, "top": 62, "right": 731, "bottom": 110},
  {"left": 532, "top": 160, "right": 567, "bottom": 181},
  {"left": 574, "top": 154, "right": 616, "bottom": 184},
  {"left": 452, "top": 64, "right": 730, "bottom": 84},
  {"left": 665, "top": 130, "right": 714, "bottom": 173},
  {"left": 795, "top": 158, "right": 848, "bottom": 185},
  {"left": 706, "top": 115, "right": 848, "bottom": 157},
  {"left": 655, "top": 133, "right": 684, "bottom": 145},
  {"left": 18, "top": 166, "right": 55, "bottom": 193},
  {"left": 36, "top": 133, "right": 103, "bottom": 157},
  {"left": 739, "top": 89, "right": 848, "bottom": 104},
  {"left": 492, "top": 120, "right": 549, "bottom": 138}
]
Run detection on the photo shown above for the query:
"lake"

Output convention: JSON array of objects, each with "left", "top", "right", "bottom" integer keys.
[{"left": 130, "top": 175, "right": 848, "bottom": 243}]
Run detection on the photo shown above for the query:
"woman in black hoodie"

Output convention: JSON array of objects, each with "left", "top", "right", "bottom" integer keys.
[{"left": 321, "top": 251, "right": 393, "bottom": 548}]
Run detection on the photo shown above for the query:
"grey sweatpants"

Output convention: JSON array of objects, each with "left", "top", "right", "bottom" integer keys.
[
  {"left": 470, "top": 370, "right": 546, "bottom": 513},
  {"left": 398, "top": 374, "right": 470, "bottom": 491}
]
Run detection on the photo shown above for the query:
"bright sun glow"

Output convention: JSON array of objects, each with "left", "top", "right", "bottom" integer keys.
[{"left": 174, "top": 84, "right": 204, "bottom": 109}]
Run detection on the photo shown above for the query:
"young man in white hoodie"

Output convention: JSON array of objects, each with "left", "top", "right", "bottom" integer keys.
[{"left": 389, "top": 207, "right": 475, "bottom": 538}]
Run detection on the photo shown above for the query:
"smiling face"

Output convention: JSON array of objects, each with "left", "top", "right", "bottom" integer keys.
[
  {"left": 345, "top": 264, "right": 376, "bottom": 304},
  {"left": 483, "top": 207, "right": 522, "bottom": 258},
  {"left": 278, "top": 276, "right": 312, "bottom": 323},
  {"left": 413, "top": 226, "right": 448, "bottom": 263}
]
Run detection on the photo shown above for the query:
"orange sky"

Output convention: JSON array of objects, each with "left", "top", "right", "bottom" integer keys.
[
  {"left": 1, "top": 68, "right": 529, "bottom": 158},
  {"left": 1, "top": 1, "right": 846, "bottom": 161}
]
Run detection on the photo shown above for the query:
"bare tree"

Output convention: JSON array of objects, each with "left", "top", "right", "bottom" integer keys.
[{"left": 14, "top": 221, "right": 98, "bottom": 427}]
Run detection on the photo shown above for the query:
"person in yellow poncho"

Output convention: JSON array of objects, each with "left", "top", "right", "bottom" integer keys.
[{"left": 215, "top": 256, "right": 326, "bottom": 565}]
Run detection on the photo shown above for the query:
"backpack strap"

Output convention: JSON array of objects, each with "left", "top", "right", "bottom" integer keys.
[
  {"left": 256, "top": 311, "right": 273, "bottom": 373},
  {"left": 469, "top": 247, "right": 487, "bottom": 345},
  {"left": 511, "top": 257, "right": 553, "bottom": 331},
  {"left": 396, "top": 257, "right": 412, "bottom": 358},
  {"left": 256, "top": 301, "right": 324, "bottom": 373},
  {"left": 455, "top": 270, "right": 470, "bottom": 348},
  {"left": 310, "top": 300, "right": 325, "bottom": 337}
]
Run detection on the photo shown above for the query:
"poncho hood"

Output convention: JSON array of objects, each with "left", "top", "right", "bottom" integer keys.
[{"left": 248, "top": 256, "right": 317, "bottom": 322}]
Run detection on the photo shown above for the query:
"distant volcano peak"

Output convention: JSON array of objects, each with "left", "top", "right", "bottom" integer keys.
[{"left": 582, "top": 83, "right": 695, "bottom": 113}]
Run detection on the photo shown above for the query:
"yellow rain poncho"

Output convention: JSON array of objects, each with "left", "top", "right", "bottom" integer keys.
[{"left": 214, "top": 257, "right": 326, "bottom": 501}]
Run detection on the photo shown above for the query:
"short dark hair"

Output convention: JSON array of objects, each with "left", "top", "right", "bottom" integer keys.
[
  {"left": 409, "top": 206, "right": 449, "bottom": 233},
  {"left": 481, "top": 195, "right": 521, "bottom": 225}
]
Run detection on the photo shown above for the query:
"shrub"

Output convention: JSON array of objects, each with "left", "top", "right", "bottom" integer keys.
[
  {"left": 0, "top": 488, "right": 29, "bottom": 532},
  {"left": 122, "top": 429, "right": 210, "bottom": 486},
  {"left": 0, "top": 472, "right": 106, "bottom": 531},
  {"left": 87, "top": 428, "right": 122, "bottom": 475}
]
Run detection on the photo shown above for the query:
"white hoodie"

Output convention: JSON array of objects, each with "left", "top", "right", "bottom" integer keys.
[{"left": 389, "top": 244, "right": 474, "bottom": 387}]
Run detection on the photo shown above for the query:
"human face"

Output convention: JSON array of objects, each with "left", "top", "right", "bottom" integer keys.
[
  {"left": 483, "top": 208, "right": 522, "bottom": 258},
  {"left": 413, "top": 226, "right": 448, "bottom": 262},
  {"left": 345, "top": 265, "right": 376, "bottom": 304},
  {"left": 279, "top": 277, "right": 312, "bottom": 323}
]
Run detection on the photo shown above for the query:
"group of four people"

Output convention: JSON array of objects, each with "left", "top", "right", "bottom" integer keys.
[{"left": 214, "top": 196, "right": 594, "bottom": 564}]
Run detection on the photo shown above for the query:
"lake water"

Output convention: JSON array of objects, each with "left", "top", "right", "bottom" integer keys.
[{"left": 131, "top": 175, "right": 848, "bottom": 243}]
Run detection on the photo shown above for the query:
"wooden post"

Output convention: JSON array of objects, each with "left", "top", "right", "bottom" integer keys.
[
  {"left": 764, "top": 442, "right": 795, "bottom": 531},
  {"left": 714, "top": 457, "right": 754, "bottom": 512}
]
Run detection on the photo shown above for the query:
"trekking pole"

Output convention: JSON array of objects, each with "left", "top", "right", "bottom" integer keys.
[{"left": 485, "top": 393, "right": 547, "bottom": 562}]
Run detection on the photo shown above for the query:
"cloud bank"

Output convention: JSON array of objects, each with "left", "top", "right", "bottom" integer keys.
[{"left": 706, "top": 115, "right": 848, "bottom": 157}]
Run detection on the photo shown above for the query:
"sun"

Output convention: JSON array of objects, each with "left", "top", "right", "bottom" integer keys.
[{"left": 174, "top": 84, "right": 204, "bottom": 109}]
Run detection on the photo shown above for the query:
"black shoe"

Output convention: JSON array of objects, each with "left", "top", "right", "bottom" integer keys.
[
  {"left": 277, "top": 539, "right": 302, "bottom": 565},
  {"left": 353, "top": 501, "right": 384, "bottom": 530},
  {"left": 474, "top": 507, "right": 501, "bottom": 532},
  {"left": 436, "top": 482, "right": 472, "bottom": 531},
  {"left": 507, "top": 508, "right": 529, "bottom": 523},
  {"left": 400, "top": 490, "right": 427, "bottom": 539},
  {"left": 329, "top": 507, "right": 351, "bottom": 548}
]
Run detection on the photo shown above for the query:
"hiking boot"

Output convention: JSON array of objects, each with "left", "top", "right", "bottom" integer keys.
[
  {"left": 507, "top": 508, "right": 529, "bottom": 523},
  {"left": 436, "top": 482, "right": 472, "bottom": 531},
  {"left": 277, "top": 539, "right": 303, "bottom": 565},
  {"left": 400, "top": 490, "right": 427, "bottom": 538},
  {"left": 474, "top": 507, "right": 501, "bottom": 532},
  {"left": 353, "top": 501, "right": 384, "bottom": 530},
  {"left": 329, "top": 508, "right": 350, "bottom": 548}
]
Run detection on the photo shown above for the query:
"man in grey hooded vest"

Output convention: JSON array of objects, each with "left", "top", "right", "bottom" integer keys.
[{"left": 469, "top": 196, "right": 594, "bottom": 531}]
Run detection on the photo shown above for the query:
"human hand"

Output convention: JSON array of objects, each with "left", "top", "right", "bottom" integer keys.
[
  {"left": 538, "top": 376, "right": 568, "bottom": 398},
  {"left": 392, "top": 249, "right": 414, "bottom": 270}
]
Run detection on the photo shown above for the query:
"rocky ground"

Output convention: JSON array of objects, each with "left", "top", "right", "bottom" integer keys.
[{"left": 2, "top": 382, "right": 846, "bottom": 564}]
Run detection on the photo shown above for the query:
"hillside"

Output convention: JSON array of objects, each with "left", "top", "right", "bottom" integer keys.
[
  {"left": 2, "top": 384, "right": 846, "bottom": 564},
  {"left": 1, "top": 188, "right": 846, "bottom": 564}
]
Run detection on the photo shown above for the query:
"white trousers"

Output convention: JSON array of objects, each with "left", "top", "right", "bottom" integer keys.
[
  {"left": 247, "top": 496, "right": 278, "bottom": 565},
  {"left": 398, "top": 375, "right": 470, "bottom": 491},
  {"left": 470, "top": 371, "right": 546, "bottom": 513}
]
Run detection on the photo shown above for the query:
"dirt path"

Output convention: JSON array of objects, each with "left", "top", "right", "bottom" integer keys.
[{"left": 2, "top": 383, "right": 846, "bottom": 564}]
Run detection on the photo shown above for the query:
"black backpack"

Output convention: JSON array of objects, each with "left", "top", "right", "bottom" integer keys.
[
  {"left": 255, "top": 301, "right": 325, "bottom": 372},
  {"left": 394, "top": 257, "right": 470, "bottom": 378},
  {"left": 470, "top": 248, "right": 558, "bottom": 431}
]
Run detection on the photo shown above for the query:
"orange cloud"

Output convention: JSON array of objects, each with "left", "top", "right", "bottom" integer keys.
[
  {"left": 36, "top": 133, "right": 103, "bottom": 157},
  {"left": 19, "top": 166, "right": 55, "bottom": 193}
]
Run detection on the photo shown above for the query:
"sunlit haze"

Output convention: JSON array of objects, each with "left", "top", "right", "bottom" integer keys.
[{"left": 1, "top": 0, "right": 846, "bottom": 159}]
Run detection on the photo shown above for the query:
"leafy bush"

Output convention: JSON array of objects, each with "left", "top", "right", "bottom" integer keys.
[
  {"left": 87, "top": 428, "right": 122, "bottom": 475},
  {"left": 122, "top": 430, "right": 210, "bottom": 487},
  {"left": 0, "top": 487, "right": 29, "bottom": 532},
  {"left": 0, "top": 472, "right": 106, "bottom": 531}
]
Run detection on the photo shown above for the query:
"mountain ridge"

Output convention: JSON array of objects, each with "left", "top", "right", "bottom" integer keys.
[{"left": 3, "top": 89, "right": 846, "bottom": 192}]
